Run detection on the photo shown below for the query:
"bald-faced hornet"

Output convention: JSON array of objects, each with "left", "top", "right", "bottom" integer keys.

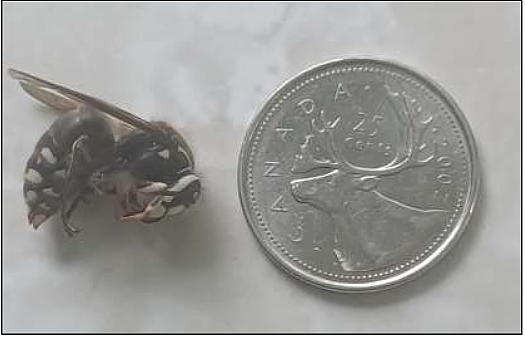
[{"left": 10, "top": 69, "right": 201, "bottom": 236}]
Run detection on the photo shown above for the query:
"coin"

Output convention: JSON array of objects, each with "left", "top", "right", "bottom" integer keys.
[{"left": 238, "top": 58, "right": 479, "bottom": 292}]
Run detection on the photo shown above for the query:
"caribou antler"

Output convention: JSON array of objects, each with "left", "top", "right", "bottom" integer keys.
[
  {"left": 291, "top": 110, "right": 341, "bottom": 173},
  {"left": 291, "top": 91, "right": 437, "bottom": 177},
  {"left": 334, "top": 93, "right": 437, "bottom": 177}
]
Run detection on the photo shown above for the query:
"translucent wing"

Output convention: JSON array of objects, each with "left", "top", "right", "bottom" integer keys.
[{"left": 8, "top": 68, "right": 161, "bottom": 138}]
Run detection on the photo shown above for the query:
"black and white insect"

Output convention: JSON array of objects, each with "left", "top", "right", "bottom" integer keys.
[{"left": 10, "top": 69, "right": 201, "bottom": 236}]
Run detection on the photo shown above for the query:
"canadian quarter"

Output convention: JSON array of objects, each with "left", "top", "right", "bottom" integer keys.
[{"left": 238, "top": 58, "right": 479, "bottom": 292}]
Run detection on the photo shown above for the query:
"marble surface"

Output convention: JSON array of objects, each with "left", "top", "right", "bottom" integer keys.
[{"left": 2, "top": 2, "right": 520, "bottom": 333}]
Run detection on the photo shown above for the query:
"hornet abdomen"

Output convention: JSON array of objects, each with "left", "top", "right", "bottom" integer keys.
[{"left": 23, "top": 106, "right": 115, "bottom": 228}]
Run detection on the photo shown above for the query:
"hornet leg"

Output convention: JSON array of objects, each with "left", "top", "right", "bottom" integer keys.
[
  {"left": 61, "top": 194, "right": 82, "bottom": 236},
  {"left": 61, "top": 135, "right": 92, "bottom": 236}
]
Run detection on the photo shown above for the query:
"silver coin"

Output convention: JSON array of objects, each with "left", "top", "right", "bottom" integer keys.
[{"left": 238, "top": 58, "right": 479, "bottom": 292}]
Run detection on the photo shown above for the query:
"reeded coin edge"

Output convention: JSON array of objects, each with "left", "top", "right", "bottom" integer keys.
[{"left": 238, "top": 58, "right": 480, "bottom": 293}]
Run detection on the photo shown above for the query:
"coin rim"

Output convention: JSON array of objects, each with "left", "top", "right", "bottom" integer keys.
[{"left": 238, "top": 57, "right": 480, "bottom": 293}]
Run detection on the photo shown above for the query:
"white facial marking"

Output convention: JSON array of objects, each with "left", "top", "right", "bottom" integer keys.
[
  {"left": 193, "top": 190, "right": 200, "bottom": 201},
  {"left": 177, "top": 166, "right": 192, "bottom": 174},
  {"left": 43, "top": 187, "right": 60, "bottom": 197},
  {"left": 178, "top": 145, "right": 191, "bottom": 164},
  {"left": 54, "top": 169, "right": 66, "bottom": 179},
  {"left": 167, "top": 205, "right": 186, "bottom": 216},
  {"left": 146, "top": 204, "right": 166, "bottom": 219},
  {"left": 25, "top": 169, "right": 43, "bottom": 184},
  {"left": 162, "top": 195, "right": 174, "bottom": 202},
  {"left": 25, "top": 190, "right": 37, "bottom": 204},
  {"left": 40, "top": 147, "right": 57, "bottom": 164},
  {"left": 168, "top": 174, "right": 199, "bottom": 193},
  {"left": 138, "top": 182, "right": 168, "bottom": 193},
  {"left": 158, "top": 149, "right": 170, "bottom": 159}
]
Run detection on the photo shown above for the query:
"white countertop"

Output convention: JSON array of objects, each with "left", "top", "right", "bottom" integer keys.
[{"left": 2, "top": 2, "right": 520, "bottom": 333}]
